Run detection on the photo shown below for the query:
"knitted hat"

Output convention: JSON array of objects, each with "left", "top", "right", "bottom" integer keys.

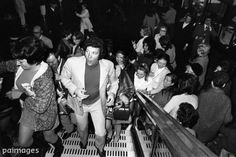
[{"left": 190, "top": 63, "right": 203, "bottom": 76}]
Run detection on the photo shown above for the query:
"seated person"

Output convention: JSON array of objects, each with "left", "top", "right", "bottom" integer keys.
[{"left": 177, "top": 103, "right": 199, "bottom": 136}]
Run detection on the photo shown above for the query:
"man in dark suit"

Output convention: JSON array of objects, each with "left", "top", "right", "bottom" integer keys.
[
  {"left": 174, "top": 13, "right": 194, "bottom": 73},
  {"left": 191, "top": 17, "right": 217, "bottom": 58},
  {"left": 45, "top": 0, "right": 62, "bottom": 48}
]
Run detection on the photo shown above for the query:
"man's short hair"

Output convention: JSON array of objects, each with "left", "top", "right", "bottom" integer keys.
[
  {"left": 84, "top": 37, "right": 104, "bottom": 59},
  {"left": 177, "top": 103, "right": 199, "bottom": 128},
  {"left": 212, "top": 71, "right": 229, "bottom": 88}
]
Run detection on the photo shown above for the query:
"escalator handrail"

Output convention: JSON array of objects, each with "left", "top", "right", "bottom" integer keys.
[{"left": 136, "top": 91, "right": 217, "bottom": 157}]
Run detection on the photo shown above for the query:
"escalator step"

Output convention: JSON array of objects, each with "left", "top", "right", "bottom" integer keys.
[{"left": 45, "top": 130, "right": 136, "bottom": 157}]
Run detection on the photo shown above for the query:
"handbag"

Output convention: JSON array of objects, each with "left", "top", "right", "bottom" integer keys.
[{"left": 113, "top": 102, "right": 130, "bottom": 121}]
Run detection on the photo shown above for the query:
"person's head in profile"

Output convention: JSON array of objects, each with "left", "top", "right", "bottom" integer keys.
[{"left": 177, "top": 102, "right": 199, "bottom": 136}]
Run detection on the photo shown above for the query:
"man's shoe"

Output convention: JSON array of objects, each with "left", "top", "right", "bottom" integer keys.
[
  {"left": 79, "top": 141, "right": 87, "bottom": 149},
  {"left": 62, "top": 132, "right": 72, "bottom": 140},
  {"left": 95, "top": 146, "right": 106, "bottom": 157}
]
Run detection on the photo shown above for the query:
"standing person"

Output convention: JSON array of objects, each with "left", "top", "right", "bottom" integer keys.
[
  {"left": 142, "top": 5, "right": 160, "bottom": 36},
  {"left": 71, "top": 31, "right": 85, "bottom": 56},
  {"left": 132, "top": 26, "right": 151, "bottom": 56},
  {"left": 190, "top": 43, "right": 210, "bottom": 88},
  {"left": 45, "top": 0, "right": 62, "bottom": 47},
  {"left": 14, "top": 0, "right": 27, "bottom": 29},
  {"left": 32, "top": 25, "right": 53, "bottom": 49},
  {"left": 162, "top": 3, "right": 176, "bottom": 41},
  {"left": 174, "top": 13, "right": 194, "bottom": 73},
  {"left": 5, "top": 36, "right": 64, "bottom": 157},
  {"left": 61, "top": 37, "right": 118, "bottom": 157},
  {"left": 154, "top": 25, "right": 168, "bottom": 50},
  {"left": 148, "top": 53, "right": 170, "bottom": 95},
  {"left": 192, "top": 17, "right": 217, "bottom": 58},
  {"left": 56, "top": 28, "right": 73, "bottom": 58},
  {"left": 46, "top": 52, "right": 75, "bottom": 140},
  {"left": 75, "top": 3, "right": 94, "bottom": 34},
  {"left": 159, "top": 35, "right": 176, "bottom": 70},
  {"left": 193, "top": 71, "right": 232, "bottom": 143},
  {"left": 106, "top": 50, "right": 135, "bottom": 143}
]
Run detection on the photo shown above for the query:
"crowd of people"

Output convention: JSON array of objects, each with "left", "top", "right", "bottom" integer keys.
[{"left": 0, "top": 0, "right": 236, "bottom": 157}]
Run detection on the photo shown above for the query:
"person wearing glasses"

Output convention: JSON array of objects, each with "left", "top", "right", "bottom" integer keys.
[{"left": 32, "top": 25, "right": 53, "bottom": 49}]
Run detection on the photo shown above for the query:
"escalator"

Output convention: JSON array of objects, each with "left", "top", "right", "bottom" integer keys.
[{"left": 45, "top": 91, "right": 216, "bottom": 157}]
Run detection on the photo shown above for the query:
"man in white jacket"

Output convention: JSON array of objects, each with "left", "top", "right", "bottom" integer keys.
[{"left": 61, "top": 37, "right": 118, "bottom": 157}]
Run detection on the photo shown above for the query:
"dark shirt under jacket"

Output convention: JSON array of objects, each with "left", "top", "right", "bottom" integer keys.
[{"left": 82, "top": 62, "right": 100, "bottom": 105}]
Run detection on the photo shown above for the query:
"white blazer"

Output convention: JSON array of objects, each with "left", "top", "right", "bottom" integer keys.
[{"left": 61, "top": 56, "right": 118, "bottom": 115}]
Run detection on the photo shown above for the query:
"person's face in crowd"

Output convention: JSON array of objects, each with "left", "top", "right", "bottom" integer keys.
[
  {"left": 204, "top": 18, "right": 211, "bottom": 26},
  {"left": 163, "top": 75, "right": 173, "bottom": 88},
  {"left": 185, "top": 16, "right": 192, "bottom": 23},
  {"left": 85, "top": 46, "right": 100, "bottom": 66},
  {"left": 185, "top": 65, "right": 196, "bottom": 76},
  {"left": 136, "top": 69, "right": 146, "bottom": 79},
  {"left": 46, "top": 54, "right": 58, "bottom": 70},
  {"left": 197, "top": 45, "right": 208, "bottom": 57},
  {"left": 157, "top": 58, "right": 167, "bottom": 69},
  {"left": 140, "top": 29, "right": 145, "bottom": 37},
  {"left": 72, "top": 36, "right": 80, "bottom": 45},
  {"left": 82, "top": 5, "right": 86, "bottom": 10},
  {"left": 143, "top": 43, "right": 149, "bottom": 53},
  {"left": 17, "top": 59, "right": 35, "bottom": 70},
  {"left": 33, "top": 27, "right": 42, "bottom": 39},
  {"left": 159, "top": 27, "right": 167, "bottom": 36},
  {"left": 197, "top": 46, "right": 205, "bottom": 57},
  {"left": 116, "top": 53, "right": 125, "bottom": 65}
]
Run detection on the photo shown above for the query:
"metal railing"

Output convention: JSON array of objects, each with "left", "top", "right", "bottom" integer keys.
[{"left": 135, "top": 91, "right": 217, "bottom": 157}]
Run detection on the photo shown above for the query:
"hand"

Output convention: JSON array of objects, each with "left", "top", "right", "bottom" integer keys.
[
  {"left": 6, "top": 89, "right": 22, "bottom": 100},
  {"left": 113, "top": 101, "right": 123, "bottom": 110},
  {"left": 75, "top": 12, "right": 79, "bottom": 17},
  {"left": 74, "top": 88, "right": 89, "bottom": 100},
  {"left": 119, "top": 94, "right": 129, "bottom": 105},
  {"left": 21, "top": 83, "right": 36, "bottom": 97},
  {"left": 58, "top": 97, "right": 67, "bottom": 106},
  {"left": 106, "top": 93, "right": 115, "bottom": 106},
  {"left": 183, "top": 44, "right": 188, "bottom": 51}
]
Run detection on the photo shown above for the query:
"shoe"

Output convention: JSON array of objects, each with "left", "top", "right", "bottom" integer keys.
[
  {"left": 105, "top": 130, "right": 113, "bottom": 144},
  {"left": 105, "top": 137, "right": 112, "bottom": 144},
  {"left": 79, "top": 141, "right": 87, "bottom": 149},
  {"left": 62, "top": 132, "right": 72, "bottom": 140},
  {"left": 62, "top": 126, "right": 76, "bottom": 140},
  {"left": 113, "top": 135, "right": 120, "bottom": 143},
  {"left": 95, "top": 146, "right": 106, "bottom": 157},
  {"left": 52, "top": 138, "right": 64, "bottom": 157}
]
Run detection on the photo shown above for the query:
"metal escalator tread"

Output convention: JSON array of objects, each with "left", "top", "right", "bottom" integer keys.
[
  {"left": 45, "top": 130, "right": 136, "bottom": 157},
  {"left": 135, "top": 127, "right": 172, "bottom": 157}
]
